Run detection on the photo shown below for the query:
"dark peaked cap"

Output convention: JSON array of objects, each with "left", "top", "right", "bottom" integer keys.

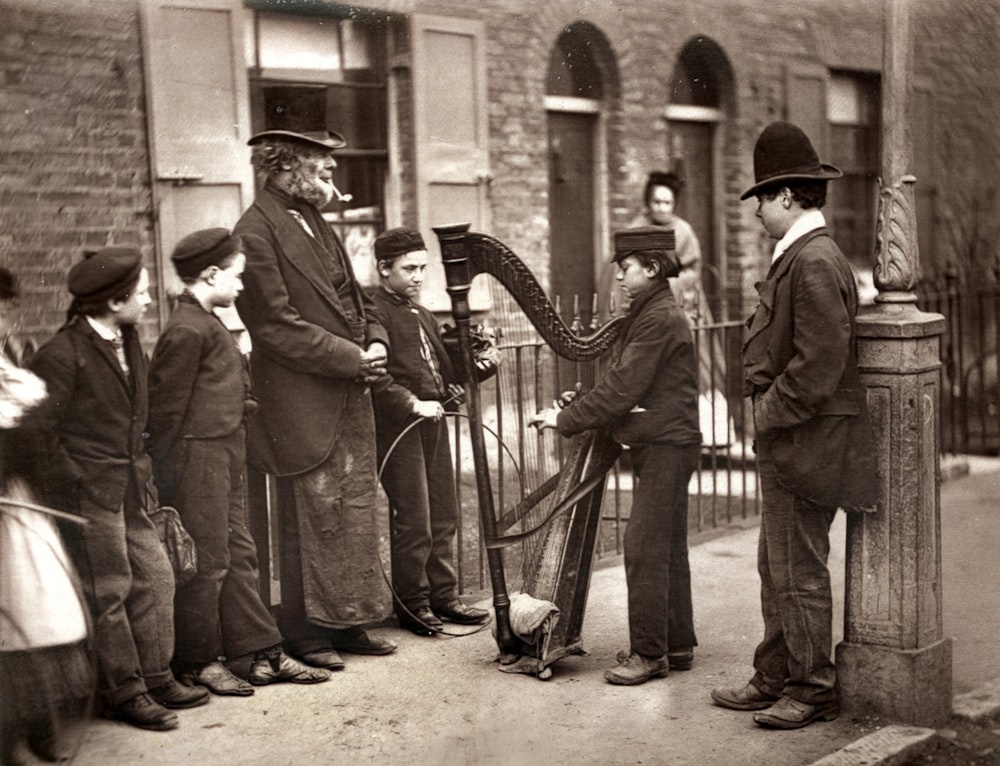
[
  {"left": 612, "top": 226, "right": 676, "bottom": 261},
  {"left": 172, "top": 228, "right": 241, "bottom": 279},
  {"left": 374, "top": 227, "right": 426, "bottom": 262},
  {"left": 612, "top": 226, "right": 680, "bottom": 277},
  {"left": 68, "top": 245, "right": 143, "bottom": 302}
]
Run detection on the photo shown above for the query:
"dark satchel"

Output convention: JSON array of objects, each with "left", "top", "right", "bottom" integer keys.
[{"left": 147, "top": 502, "right": 198, "bottom": 586}]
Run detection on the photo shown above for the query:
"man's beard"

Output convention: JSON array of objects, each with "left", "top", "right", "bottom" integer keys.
[{"left": 283, "top": 169, "right": 334, "bottom": 208}]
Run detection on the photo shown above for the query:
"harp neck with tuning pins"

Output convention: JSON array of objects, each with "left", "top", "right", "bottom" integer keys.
[{"left": 434, "top": 222, "right": 623, "bottom": 679}]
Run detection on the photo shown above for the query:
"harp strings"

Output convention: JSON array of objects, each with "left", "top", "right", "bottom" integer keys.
[{"left": 477, "top": 276, "right": 589, "bottom": 589}]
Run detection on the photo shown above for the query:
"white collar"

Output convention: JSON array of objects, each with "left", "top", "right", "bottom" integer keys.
[
  {"left": 85, "top": 315, "right": 122, "bottom": 342},
  {"left": 771, "top": 209, "right": 827, "bottom": 264}
]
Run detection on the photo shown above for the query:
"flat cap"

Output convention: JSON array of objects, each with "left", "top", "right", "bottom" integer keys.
[
  {"left": 172, "top": 228, "right": 241, "bottom": 279},
  {"left": 247, "top": 129, "right": 347, "bottom": 152},
  {"left": 374, "top": 227, "right": 426, "bottom": 262},
  {"left": 68, "top": 246, "right": 143, "bottom": 302},
  {"left": 612, "top": 226, "right": 676, "bottom": 262}
]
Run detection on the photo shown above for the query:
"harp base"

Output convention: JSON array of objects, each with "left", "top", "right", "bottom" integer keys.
[{"left": 495, "top": 641, "right": 585, "bottom": 680}]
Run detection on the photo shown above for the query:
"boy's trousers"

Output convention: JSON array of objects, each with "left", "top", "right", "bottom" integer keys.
[
  {"left": 751, "top": 435, "right": 839, "bottom": 705},
  {"left": 378, "top": 416, "right": 460, "bottom": 612},
  {"left": 162, "top": 427, "right": 281, "bottom": 667},
  {"left": 624, "top": 441, "right": 700, "bottom": 659},
  {"left": 63, "top": 481, "right": 175, "bottom": 706}
]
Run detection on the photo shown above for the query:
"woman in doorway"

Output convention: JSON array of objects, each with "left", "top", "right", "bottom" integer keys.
[
  {"left": 631, "top": 171, "right": 706, "bottom": 320},
  {"left": 632, "top": 171, "right": 730, "bottom": 448}
]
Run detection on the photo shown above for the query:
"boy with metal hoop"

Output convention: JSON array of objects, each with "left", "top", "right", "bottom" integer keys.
[{"left": 370, "top": 228, "right": 497, "bottom": 636}]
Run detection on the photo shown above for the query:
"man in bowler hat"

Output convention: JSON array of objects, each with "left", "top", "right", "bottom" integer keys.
[
  {"left": 710, "top": 122, "right": 879, "bottom": 728},
  {"left": 233, "top": 129, "right": 395, "bottom": 670}
]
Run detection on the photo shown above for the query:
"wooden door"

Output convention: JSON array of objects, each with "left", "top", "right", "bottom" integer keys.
[
  {"left": 548, "top": 111, "right": 597, "bottom": 327},
  {"left": 669, "top": 120, "right": 717, "bottom": 316}
]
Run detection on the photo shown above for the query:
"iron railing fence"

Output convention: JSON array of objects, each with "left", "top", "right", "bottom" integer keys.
[
  {"left": 0, "top": 308, "right": 762, "bottom": 600},
  {"left": 444, "top": 313, "right": 761, "bottom": 596},
  {"left": 916, "top": 275, "right": 1000, "bottom": 456}
]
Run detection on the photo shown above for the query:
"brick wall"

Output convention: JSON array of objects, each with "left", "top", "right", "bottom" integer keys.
[
  {"left": 914, "top": 0, "right": 1000, "bottom": 282},
  {"left": 0, "top": 0, "right": 156, "bottom": 354}
]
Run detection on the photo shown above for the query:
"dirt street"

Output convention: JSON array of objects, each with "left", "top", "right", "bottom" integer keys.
[{"left": 62, "top": 518, "right": 874, "bottom": 766}]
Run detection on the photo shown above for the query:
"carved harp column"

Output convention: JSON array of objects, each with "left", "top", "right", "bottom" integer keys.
[{"left": 434, "top": 222, "right": 623, "bottom": 679}]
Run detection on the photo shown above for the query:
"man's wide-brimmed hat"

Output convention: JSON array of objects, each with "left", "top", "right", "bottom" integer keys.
[
  {"left": 247, "top": 129, "right": 347, "bottom": 152},
  {"left": 740, "top": 121, "right": 842, "bottom": 200}
]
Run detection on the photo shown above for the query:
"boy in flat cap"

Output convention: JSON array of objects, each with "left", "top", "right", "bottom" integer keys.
[
  {"left": 369, "top": 228, "right": 494, "bottom": 636},
  {"left": 147, "top": 228, "right": 330, "bottom": 696},
  {"left": 531, "top": 226, "right": 701, "bottom": 685},
  {"left": 233, "top": 129, "right": 395, "bottom": 668},
  {"left": 23, "top": 247, "right": 208, "bottom": 731},
  {"left": 710, "top": 121, "right": 878, "bottom": 729}
]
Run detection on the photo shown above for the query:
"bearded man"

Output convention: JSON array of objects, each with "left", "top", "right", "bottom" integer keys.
[{"left": 233, "top": 129, "right": 395, "bottom": 671}]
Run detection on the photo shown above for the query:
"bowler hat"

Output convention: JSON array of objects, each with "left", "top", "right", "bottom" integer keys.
[
  {"left": 247, "top": 129, "right": 347, "bottom": 152},
  {"left": 172, "top": 228, "right": 242, "bottom": 279},
  {"left": 374, "top": 228, "right": 426, "bottom": 263},
  {"left": 740, "top": 121, "right": 842, "bottom": 200},
  {"left": 68, "top": 246, "right": 143, "bottom": 303}
]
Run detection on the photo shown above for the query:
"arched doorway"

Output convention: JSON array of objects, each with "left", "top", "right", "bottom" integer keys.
[
  {"left": 545, "top": 23, "right": 612, "bottom": 328},
  {"left": 667, "top": 37, "right": 734, "bottom": 320}
]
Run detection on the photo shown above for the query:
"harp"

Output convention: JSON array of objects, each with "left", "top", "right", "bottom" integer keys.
[{"left": 434, "top": 222, "right": 623, "bottom": 679}]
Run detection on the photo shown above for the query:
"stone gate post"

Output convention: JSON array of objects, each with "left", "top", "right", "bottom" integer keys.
[{"left": 835, "top": 0, "right": 953, "bottom": 726}]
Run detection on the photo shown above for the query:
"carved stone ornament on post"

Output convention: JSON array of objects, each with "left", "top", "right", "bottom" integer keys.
[{"left": 873, "top": 173, "right": 920, "bottom": 301}]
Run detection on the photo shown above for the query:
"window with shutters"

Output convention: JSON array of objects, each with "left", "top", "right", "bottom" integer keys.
[{"left": 244, "top": 5, "right": 389, "bottom": 280}]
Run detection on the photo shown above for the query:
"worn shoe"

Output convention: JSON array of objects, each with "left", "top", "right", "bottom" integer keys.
[
  {"left": 298, "top": 648, "right": 346, "bottom": 671},
  {"left": 667, "top": 648, "right": 694, "bottom": 671},
  {"left": 180, "top": 661, "right": 254, "bottom": 697},
  {"left": 604, "top": 652, "right": 669, "bottom": 686},
  {"left": 248, "top": 653, "right": 332, "bottom": 686},
  {"left": 710, "top": 682, "right": 780, "bottom": 711},
  {"left": 149, "top": 678, "right": 211, "bottom": 709},
  {"left": 753, "top": 695, "right": 840, "bottom": 729},
  {"left": 618, "top": 647, "right": 694, "bottom": 671},
  {"left": 434, "top": 601, "right": 489, "bottom": 625},
  {"left": 328, "top": 627, "right": 397, "bottom": 656},
  {"left": 399, "top": 606, "right": 444, "bottom": 636},
  {"left": 103, "top": 693, "right": 179, "bottom": 731}
]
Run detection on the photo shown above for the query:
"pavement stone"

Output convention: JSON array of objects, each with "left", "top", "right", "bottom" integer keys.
[
  {"left": 55, "top": 457, "right": 1000, "bottom": 765},
  {"left": 952, "top": 678, "right": 1000, "bottom": 723},
  {"left": 808, "top": 726, "right": 941, "bottom": 766}
]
